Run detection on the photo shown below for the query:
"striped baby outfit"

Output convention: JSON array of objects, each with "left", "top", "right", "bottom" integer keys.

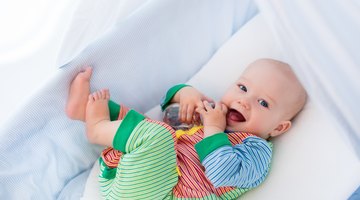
[
  {"left": 99, "top": 102, "right": 178, "bottom": 199},
  {"left": 97, "top": 85, "right": 272, "bottom": 199}
]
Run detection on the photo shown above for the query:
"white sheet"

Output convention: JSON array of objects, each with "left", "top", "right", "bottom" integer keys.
[{"left": 82, "top": 13, "right": 360, "bottom": 200}]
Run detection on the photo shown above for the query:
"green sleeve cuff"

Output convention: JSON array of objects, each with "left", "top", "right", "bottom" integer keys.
[
  {"left": 195, "top": 133, "right": 232, "bottom": 162},
  {"left": 108, "top": 100, "right": 120, "bottom": 121},
  {"left": 113, "top": 110, "right": 145, "bottom": 152},
  {"left": 160, "top": 84, "right": 190, "bottom": 111},
  {"left": 99, "top": 157, "right": 117, "bottom": 179}
]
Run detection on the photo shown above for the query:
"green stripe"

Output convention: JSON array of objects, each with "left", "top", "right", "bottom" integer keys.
[
  {"left": 108, "top": 100, "right": 120, "bottom": 121},
  {"left": 126, "top": 120, "right": 173, "bottom": 152},
  {"left": 219, "top": 188, "right": 249, "bottom": 199},
  {"left": 98, "top": 157, "right": 117, "bottom": 179},
  {"left": 101, "top": 120, "right": 177, "bottom": 199},
  {"left": 195, "top": 133, "right": 232, "bottom": 162},
  {"left": 113, "top": 109, "right": 145, "bottom": 152}
]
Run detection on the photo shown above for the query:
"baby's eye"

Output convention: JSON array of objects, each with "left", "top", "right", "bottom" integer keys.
[
  {"left": 239, "top": 85, "right": 247, "bottom": 92},
  {"left": 258, "top": 99, "right": 269, "bottom": 108}
]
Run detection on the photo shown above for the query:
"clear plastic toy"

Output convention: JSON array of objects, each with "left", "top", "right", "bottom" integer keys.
[
  {"left": 163, "top": 103, "right": 193, "bottom": 130},
  {"left": 163, "top": 102, "right": 215, "bottom": 130}
]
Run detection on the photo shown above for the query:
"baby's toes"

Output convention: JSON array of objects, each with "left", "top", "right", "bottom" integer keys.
[
  {"left": 99, "top": 89, "right": 108, "bottom": 100},
  {"left": 104, "top": 89, "right": 110, "bottom": 100},
  {"left": 87, "top": 94, "right": 94, "bottom": 104}
]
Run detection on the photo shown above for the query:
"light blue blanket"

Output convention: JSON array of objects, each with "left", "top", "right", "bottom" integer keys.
[
  {"left": 349, "top": 186, "right": 360, "bottom": 200},
  {"left": 0, "top": 0, "right": 257, "bottom": 199}
]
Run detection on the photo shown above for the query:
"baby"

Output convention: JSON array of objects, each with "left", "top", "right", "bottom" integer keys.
[{"left": 66, "top": 58, "right": 306, "bottom": 199}]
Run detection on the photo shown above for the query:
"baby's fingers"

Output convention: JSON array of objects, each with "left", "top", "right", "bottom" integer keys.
[
  {"left": 221, "top": 103, "right": 228, "bottom": 114},
  {"left": 195, "top": 105, "right": 206, "bottom": 115},
  {"left": 179, "top": 104, "right": 187, "bottom": 122},
  {"left": 203, "top": 100, "right": 214, "bottom": 111},
  {"left": 203, "top": 95, "right": 214, "bottom": 104},
  {"left": 186, "top": 105, "right": 195, "bottom": 124}
]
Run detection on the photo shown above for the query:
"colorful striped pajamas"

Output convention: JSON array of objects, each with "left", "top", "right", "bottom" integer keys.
[{"left": 97, "top": 85, "right": 272, "bottom": 199}]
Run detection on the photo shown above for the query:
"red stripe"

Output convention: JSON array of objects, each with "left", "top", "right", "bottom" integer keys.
[
  {"left": 117, "top": 104, "right": 130, "bottom": 120},
  {"left": 173, "top": 129, "right": 253, "bottom": 198},
  {"left": 101, "top": 147, "right": 122, "bottom": 168},
  {"left": 100, "top": 112, "right": 251, "bottom": 198}
]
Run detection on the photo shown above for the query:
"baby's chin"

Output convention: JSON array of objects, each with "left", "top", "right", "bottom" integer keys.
[
  {"left": 225, "top": 124, "right": 251, "bottom": 134},
  {"left": 225, "top": 126, "right": 266, "bottom": 139},
  {"left": 225, "top": 125, "right": 237, "bottom": 133}
]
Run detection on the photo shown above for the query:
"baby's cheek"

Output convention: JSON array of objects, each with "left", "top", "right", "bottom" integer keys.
[{"left": 247, "top": 121, "right": 266, "bottom": 135}]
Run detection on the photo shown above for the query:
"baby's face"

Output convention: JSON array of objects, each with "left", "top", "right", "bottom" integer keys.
[{"left": 221, "top": 62, "right": 296, "bottom": 139}]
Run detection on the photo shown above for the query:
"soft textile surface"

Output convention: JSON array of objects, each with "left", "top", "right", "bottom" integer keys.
[
  {"left": 0, "top": 0, "right": 257, "bottom": 199},
  {"left": 82, "top": 13, "right": 360, "bottom": 200},
  {"left": 56, "top": 0, "right": 149, "bottom": 67},
  {"left": 350, "top": 186, "right": 360, "bottom": 200},
  {"left": 255, "top": 2, "right": 360, "bottom": 196},
  {"left": 255, "top": 0, "right": 360, "bottom": 159}
]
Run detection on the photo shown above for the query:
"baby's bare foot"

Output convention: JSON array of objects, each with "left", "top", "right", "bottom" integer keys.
[
  {"left": 85, "top": 89, "right": 110, "bottom": 143},
  {"left": 66, "top": 67, "right": 92, "bottom": 121}
]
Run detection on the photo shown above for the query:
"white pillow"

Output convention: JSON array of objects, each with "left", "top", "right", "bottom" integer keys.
[{"left": 82, "top": 13, "right": 360, "bottom": 200}]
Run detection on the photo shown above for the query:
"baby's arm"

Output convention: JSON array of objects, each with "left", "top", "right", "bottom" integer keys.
[
  {"left": 161, "top": 84, "right": 213, "bottom": 124},
  {"left": 195, "top": 136, "right": 272, "bottom": 188}
]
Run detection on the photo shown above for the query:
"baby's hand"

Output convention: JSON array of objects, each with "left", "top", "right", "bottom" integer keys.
[
  {"left": 176, "top": 87, "right": 213, "bottom": 124},
  {"left": 196, "top": 101, "right": 228, "bottom": 138}
]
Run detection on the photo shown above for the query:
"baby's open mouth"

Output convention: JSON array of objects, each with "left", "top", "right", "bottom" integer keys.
[{"left": 226, "top": 109, "right": 246, "bottom": 122}]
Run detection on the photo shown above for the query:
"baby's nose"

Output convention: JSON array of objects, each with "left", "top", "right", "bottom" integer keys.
[{"left": 237, "top": 99, "right": 250, "bottom": 110}]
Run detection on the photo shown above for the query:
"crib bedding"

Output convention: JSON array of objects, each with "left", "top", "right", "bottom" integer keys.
[
  {"left": 0, "top": 0, "right": 257, "bottom": 199},
  {"left": 1, "top": 0, "right": 360, "bottom": 199}
]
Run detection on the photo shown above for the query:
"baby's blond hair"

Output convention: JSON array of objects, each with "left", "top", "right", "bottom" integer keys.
[{"left": 247, "top": 58, "right": 307, "bottom": 120}]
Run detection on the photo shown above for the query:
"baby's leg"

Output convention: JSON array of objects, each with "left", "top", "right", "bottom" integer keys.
[
  {"left": 66, "top": 67, "right": 92, "bottom": 121},
  {"left": 92, "top": 103, "right": 178, "bottom": 199},
  {"left": 85, "top": 89, "right": 121, "bottom": 147}
]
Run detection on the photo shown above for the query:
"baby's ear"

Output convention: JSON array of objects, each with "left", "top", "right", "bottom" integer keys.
[{"left": 270, "top": 121, "right": 292, "bottom": 137}]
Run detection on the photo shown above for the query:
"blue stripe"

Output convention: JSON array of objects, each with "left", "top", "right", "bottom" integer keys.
[{"left": 201, "top": 136, "right": 272, "bottom": 188}]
